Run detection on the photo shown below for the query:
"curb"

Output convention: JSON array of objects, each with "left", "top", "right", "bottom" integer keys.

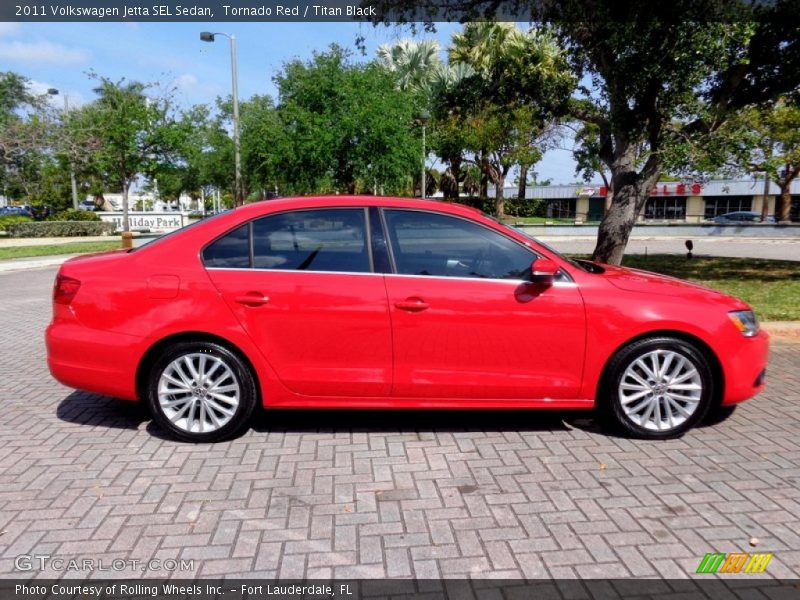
[{"left": 0, "top": 254, "right": 79, "bottom": 273}]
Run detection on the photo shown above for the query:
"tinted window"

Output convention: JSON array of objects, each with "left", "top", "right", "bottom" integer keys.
[
  {"left": 202, "top": 224, "right": 250, "bottom": 268},
  {"left": 383, "top": 210, "right": 534, "bottom": 280},
  {"left": 252, "top": 209, "right": 370, "bottom": 273}
]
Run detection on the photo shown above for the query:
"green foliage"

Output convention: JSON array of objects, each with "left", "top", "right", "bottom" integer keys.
[
  {"left": 265, "top": 45, "right": 420, "bottom": 195},
  {"left": 7, "top": 220, "right": 114, "bottom": 238},
  {"left": 454, "top": 196, "right": 547, "bottom": 218},
  {"left": 0, "top": 215, "right": 33, "bottom": 232},
  {"left": 73, "top": 75, "right": 178, "bottom": 211},
  {"left": 50, "top": 209, "right": 100, "bottom": 222}
]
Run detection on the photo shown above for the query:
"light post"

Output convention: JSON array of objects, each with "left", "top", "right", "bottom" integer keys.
[
  {"left": 201, "top": 31, "right": 243, "bottom": 207},
  {"left": 415, "top": 110, "right": 430, "bottom": 199},
  {"left": 47, "top": 88, "right": 80, "bottom": 210}
]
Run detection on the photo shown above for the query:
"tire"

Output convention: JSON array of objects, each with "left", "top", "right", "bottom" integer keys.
[
  {"left": 146, "top": 341, "right": 257, "bottom": 442},
  {"left": 599, "top": 337, "right": 714, "bottom": 439}
]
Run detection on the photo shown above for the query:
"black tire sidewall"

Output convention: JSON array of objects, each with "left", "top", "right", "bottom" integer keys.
[
  {"left": 146, "top": 341, "right": 257, "bottom": 443},
  {"left": 604, "top": 337, "right": 714, "bottom": 440}
]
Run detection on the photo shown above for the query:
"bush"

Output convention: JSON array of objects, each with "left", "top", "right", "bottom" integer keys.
[
  {"left": 448, "top": 196, "right": 548, "bottom": 218},
  {"left": 50, "top": 209, "right": 100, "bottom": 222},
  {"left": 0, "top": 215, "right": 34, "bottom": 232},
  {"left": 7, "top": 221, "right": 115, "bottom": 238}
]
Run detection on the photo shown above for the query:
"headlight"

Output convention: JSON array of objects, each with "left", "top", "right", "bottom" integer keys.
[{"left": 728, "top": 310, "right": 759, "bottom": 337}]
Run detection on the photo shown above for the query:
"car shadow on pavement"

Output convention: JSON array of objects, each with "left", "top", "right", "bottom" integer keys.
[
  {"left": 56, "top": 390, "right": 149, "bottom": 430},
  {"left": 249, "top": 408, "right": 594, "bottom": 434}
]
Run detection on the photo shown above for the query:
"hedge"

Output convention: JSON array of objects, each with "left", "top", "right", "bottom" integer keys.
[
  {"left": 50, "top": 209, "right": 101, "bottom": 222},
  {"left": 450, "top": 196, "right": 548, "bottom": 218},
  {"left": 0, "top": 215, "right": 33, "bottom": 232},
  {"left": 7, "top": 221, "right": 115, "bottom": 238}
]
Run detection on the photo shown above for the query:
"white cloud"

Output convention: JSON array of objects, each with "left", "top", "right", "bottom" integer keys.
[
  {"left": 27, "top": 80, "right": 86, "bottom": 108},
  {"left": 0, "top": 23, "right": 21, "bottom": 37},
  {"left": 0, "top": 40, "right": 89, "bottom": 65},
  {"left": 175, "top": 73, "right": 199, "bottom": 90}
]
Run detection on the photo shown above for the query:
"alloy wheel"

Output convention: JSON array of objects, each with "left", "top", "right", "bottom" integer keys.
[
  {"left": 618, "top": 349, "right": 703, "bottom": 432},
  {"left": 157, "top": 353, "right": 241, "bottom": 434}
]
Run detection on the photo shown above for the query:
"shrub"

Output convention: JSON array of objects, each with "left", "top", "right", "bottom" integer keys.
[
  {"left": 7, "top": 221, "right": 115, "bottom": 238},
  {"left": 448, "top": 197, "right": 547, "bottom": 218},
  {"left": 0, "top": 215, "right": 34, "bottom": 232},
  {"left": 50, "top": 209, "right": 100, "bottom": 222}
]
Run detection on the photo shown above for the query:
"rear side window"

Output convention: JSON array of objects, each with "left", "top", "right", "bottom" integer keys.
[
  {"left": 202, "top": 224, "right": 250, "bottom": 268},
  {"left": 252, "top": 209, "right": 370, "bottom": 273}
]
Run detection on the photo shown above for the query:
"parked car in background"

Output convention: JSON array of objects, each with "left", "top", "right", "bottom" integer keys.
[
  {"left": 46, "top": 196, "right": 769, "bottom": 443},
  {"left": 713, "top": 211, "right": 775, "bottom": 224},
  {"left": 0, "top": 205, "right": 34, "bottom": 217},
  {"left": 79, "top": 200, "right": 99, "bottom": 211}
]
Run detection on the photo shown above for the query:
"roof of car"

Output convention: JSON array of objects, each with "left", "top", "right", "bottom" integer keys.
[{"left": 230, "top": 196, "right": 484, "bottom": 219}]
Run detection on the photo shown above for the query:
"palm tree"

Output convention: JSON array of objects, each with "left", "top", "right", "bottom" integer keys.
[
  {"left": 448, "top": 24, "right": 571, "bottom": 216},
  {"left": 377, "top": 38, "right": 443, "bottom": 95}
]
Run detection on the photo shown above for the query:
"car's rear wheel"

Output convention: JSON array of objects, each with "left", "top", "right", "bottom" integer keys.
[
  {"left": 601, "top": 337, "right": 714, "bottom": 439},
  {"left": 147, "top": 341, "right": 256, "bottom": 442}
]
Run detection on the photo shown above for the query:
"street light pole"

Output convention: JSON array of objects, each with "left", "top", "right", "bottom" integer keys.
[
  {"left": 414, "top": 110, "right": 430, "bottom": 199},
  {"left": 201, "top": 31, "right": 244, "bottom": 206},
  {"left": 47, "top": 88, "right": 80, "bottom": 210},
  {"left": 63, "top": 95, "right": 80, "bottom": 210}
]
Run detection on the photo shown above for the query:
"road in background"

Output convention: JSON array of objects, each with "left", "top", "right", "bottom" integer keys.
[{"left": 540, "top": 237, "right": 800, "bottom": 261}]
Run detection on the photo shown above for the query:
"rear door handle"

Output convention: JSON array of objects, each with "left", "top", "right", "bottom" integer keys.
[
  {"left": 395, "top": 298, "right": 429, "bottom": 312},
  {"left": 235, "top": 292, "right": 269, "bottom": 307}
]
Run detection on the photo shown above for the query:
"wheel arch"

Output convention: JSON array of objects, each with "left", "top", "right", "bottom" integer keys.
[
  {"left": 596, "top": 329, "right": 724, "bottom": 408},
  {"left": 135, "top": 331, "right": 262, "bottom": 405}
]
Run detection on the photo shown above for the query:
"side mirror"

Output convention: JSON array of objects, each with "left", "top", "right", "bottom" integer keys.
[{"left": 530, "top": 258, "right": 559, "bottom": 285}]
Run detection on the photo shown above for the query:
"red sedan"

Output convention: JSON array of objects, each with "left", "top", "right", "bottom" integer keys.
[{"left": 46, "top": 196, "right": 769, "bottom": 442}]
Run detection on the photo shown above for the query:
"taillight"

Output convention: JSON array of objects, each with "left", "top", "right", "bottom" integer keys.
[{"left": 54, "top": 274, "right": 81, "bottom": 305}]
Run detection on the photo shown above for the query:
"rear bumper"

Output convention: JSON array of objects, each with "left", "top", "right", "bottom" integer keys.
[
  {"left": 46, "top": 320, "right": 142, "bottom": 400},
  {"left": 720, "top": 329, "right": 770, "bottom": 405}
]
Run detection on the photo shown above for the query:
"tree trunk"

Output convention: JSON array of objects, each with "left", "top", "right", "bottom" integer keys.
[
  {"left": 517, "top": 164, "right": 529, "bottom": 200},
  {"left": 591, "top": 165, "right": 660, "bottom": 265},
  {"left": 494, "top": 173, "right": 506, "bottom": 218},
  {"left": 778, "top": 182, "right": 792, "bottom": 223}
]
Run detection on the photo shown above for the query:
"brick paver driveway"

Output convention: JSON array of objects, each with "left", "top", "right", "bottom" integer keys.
[{"left": 0, "top": 267, "right": 798, "bottom": 580}]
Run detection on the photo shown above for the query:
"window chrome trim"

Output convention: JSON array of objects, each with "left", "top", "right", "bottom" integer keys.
[{"left": 204, "top": 266, "right": 577, "bottom": 286}]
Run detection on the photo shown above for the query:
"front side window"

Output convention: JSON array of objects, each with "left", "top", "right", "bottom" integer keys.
[
  {"left": 252, "top": 208, "right": 370, "bottom": 273},
  {"left": 383, "top": 209, "right": 535, "bottom": 280}
]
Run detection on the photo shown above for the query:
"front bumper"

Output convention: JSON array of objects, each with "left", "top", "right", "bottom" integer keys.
[{"left": 721, "top": 329, "right": 770, "bottom": 405}]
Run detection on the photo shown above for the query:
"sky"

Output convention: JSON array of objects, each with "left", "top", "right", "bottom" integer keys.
[{"left": 0, "top": 20, "right": 580, "bottom": 184}]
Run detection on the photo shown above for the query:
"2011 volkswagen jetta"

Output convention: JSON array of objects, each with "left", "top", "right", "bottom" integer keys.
[{"left": 46, "top": 196, "right": 769, "bottom": 442}]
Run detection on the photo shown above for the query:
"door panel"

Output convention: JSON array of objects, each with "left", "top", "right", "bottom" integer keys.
[
  {"left": 381, "top": 209, "right": 586, "bottom": 399},
  {"left": 385, "top": 277, "right": 585, "bottom": 398},
  {"left": 203, "top": 207, "right": 392, "bottom": 397},
  {"left": 208, "top": 270, "right": 392, "bottom": 397}
]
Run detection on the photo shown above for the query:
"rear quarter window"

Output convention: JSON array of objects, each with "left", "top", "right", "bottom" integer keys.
[{"left": 202, "top": 224, "right": 250, "bottom": 268}]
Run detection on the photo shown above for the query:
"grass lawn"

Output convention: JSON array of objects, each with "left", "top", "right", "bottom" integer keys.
[
  {"left": 619, "top": 255, "right": 800, "bottom": 321},
  {"left": 0, "top": 241, "right": 121, "bottom": 260},
  {"left": 502, "top": 216, "right": 578, "bottom": 225}
]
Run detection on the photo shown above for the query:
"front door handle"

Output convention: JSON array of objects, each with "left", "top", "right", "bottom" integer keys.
[
  {"left": 395, "top": 297, "right": 429, "bottom": 312},
  {"left": 235, "top": 292, "right": 269, "bottom": 307}
]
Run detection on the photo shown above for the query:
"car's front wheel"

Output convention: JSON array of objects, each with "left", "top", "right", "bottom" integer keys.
[
  {"left": 601, "top": 337, "right": 714, "bottom": 439},
  {"left": 147, "top": 341, "right": 257, "bottom": 442}
]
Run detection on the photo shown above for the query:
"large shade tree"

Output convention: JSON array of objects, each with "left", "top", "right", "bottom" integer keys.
[
  {"left": 368, "top": 0, "right": 800, "bottom": 263},
  {"left": 75, "top": 75, "right": 177, "bottom": 230},
  {"left": 269, "top": 45, "right": 421, "bottom": 195}
]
